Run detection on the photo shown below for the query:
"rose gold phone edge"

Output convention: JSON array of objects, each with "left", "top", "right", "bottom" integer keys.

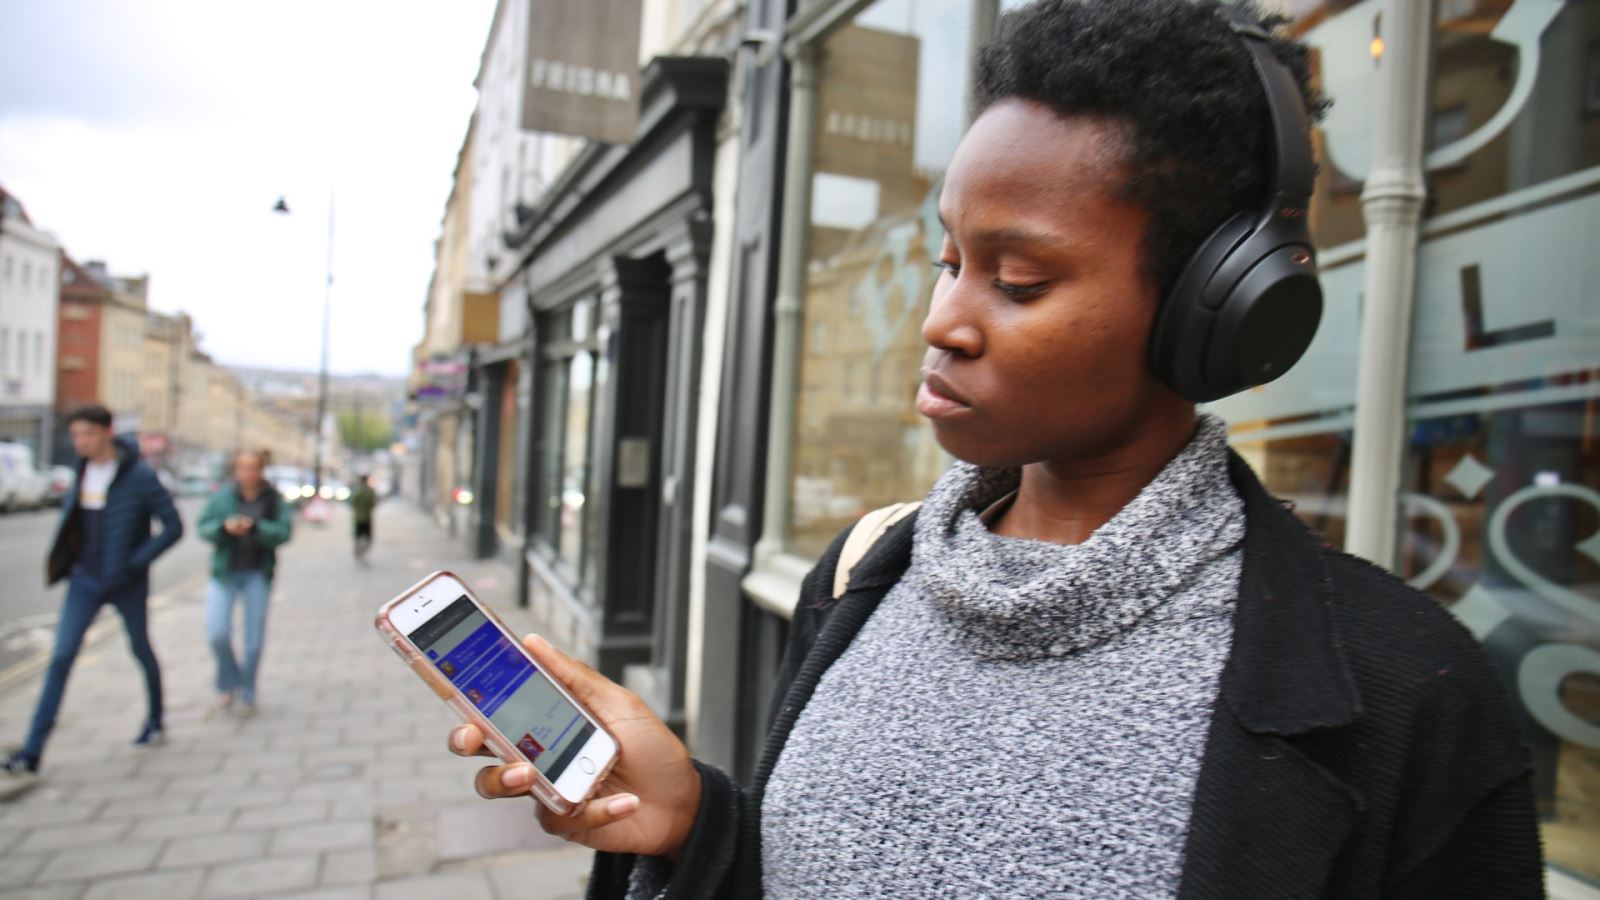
[{"left": 374, "top": 570, "right": 620, "bottom": 816}]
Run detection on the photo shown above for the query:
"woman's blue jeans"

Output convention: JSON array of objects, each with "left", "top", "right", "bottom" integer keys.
[
  {"left": 23, "top": 571, "right": 163, "bottom": 760},
  {"left": 206, "top": 571, "right": 272, "bottom": 705}
]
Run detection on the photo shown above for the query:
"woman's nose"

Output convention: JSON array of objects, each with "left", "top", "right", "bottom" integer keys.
[{"left": 921, "top": 280, "right": 983, "bottom": 358}]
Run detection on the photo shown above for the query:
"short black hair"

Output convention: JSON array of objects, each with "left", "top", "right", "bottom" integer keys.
[
  {"left": 974, "top": 0, "right": 1327, "bottom": 300},
  {"left": 66, "top": 405, "right": 113, "bottom": 428}
]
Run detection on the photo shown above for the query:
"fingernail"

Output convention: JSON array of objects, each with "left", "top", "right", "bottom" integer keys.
[
  {"left": 451, "top": 729, "right": 467, "bottom": 751},
  {"left": 606, "top": 794, "right": 639, "bottom": 817},
  {"left": 503, "top": 766, "right": 533, "bottom": 788}
]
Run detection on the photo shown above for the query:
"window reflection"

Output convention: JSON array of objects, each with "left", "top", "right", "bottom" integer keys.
[{"left": 788, "top": 0, "right": 977, "bottom": 558}]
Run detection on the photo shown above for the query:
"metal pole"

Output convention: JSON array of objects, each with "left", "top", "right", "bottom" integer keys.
[
  {"left": 1344, "top": 0, "right": 1433, "bottom": 568},
  {"left": 313, "top": 191, "right": 334, "bottom": 492}
]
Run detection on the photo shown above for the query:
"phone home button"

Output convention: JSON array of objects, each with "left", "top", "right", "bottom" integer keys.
[{"left": 578, "top": 757, "right": 596, "bottom": 775}]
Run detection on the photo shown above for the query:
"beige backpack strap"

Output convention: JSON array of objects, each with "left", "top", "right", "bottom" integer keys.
[{"left": 831, "top": 501, "right": 922, "bottom": 599}]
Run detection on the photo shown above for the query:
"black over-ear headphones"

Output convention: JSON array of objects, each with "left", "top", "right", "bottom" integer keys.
[{"left": 1147, "top": 8, "right": 1323, "bottom": 403}]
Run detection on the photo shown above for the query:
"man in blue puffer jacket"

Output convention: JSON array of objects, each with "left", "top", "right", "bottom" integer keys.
[{"left": 2, "top": 405, "right": 184, "bottom": 786}]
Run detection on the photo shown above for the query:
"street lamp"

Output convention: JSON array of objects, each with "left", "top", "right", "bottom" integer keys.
[{"left": 273, "top": 193, "right": 334, "bottom": 492}]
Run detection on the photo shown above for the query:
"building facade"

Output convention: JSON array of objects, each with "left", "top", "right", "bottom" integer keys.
[{"left": 0, "top": 186, "right": 60, "bottom": 461}]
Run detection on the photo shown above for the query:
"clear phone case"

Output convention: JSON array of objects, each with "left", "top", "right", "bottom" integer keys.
[{"left": 374, "top": 570, "right": 618, "bottom": 816}]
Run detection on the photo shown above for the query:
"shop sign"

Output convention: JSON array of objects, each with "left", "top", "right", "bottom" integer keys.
[
  {"left": 413, "top": 357, "right": 469, "bottom": 407},
  {"left": 521, "top": 0, "right": 643, "bottom": 145}
]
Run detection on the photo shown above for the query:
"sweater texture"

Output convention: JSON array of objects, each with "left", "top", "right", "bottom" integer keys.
[{"left": 761, "top": 415, "right": 1244, "bottom": 898}]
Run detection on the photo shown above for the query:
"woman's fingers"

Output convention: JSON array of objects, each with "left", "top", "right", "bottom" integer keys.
[
  {"left": 537, "top": 791, "right": 640, "bottom": 836},
  {"left": 521, "top": 634, "right": 628, "bottom": 714},
  {"left": 474, "top": 764, "right": 532, "bottom": 799},
  {"left": 449, "top": 725, "right": 496, "bottom": 759}
]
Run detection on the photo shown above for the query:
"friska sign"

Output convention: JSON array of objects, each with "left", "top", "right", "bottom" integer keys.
[{"left": 521, "top": 0, "right": 643, "bottom": 145}]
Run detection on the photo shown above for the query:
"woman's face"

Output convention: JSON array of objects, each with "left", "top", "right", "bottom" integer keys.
[{"left": 919, "top": 99, "right": 1188, "bottom": 468}]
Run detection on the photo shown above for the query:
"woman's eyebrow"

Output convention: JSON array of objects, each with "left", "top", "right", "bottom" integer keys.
[{"left": 937, "top": 212, "right": 1063, "bottom": 250}]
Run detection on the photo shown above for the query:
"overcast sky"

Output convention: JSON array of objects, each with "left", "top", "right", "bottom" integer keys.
[{"left": 0, "top": 0, "right": 497, "bottom": 377}]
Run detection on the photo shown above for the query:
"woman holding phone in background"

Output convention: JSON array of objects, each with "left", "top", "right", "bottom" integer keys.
[
  {"left": 198, "top": 449, "right": 292, "bottom": 718},
  {"left": 444, "top": 1, "right": 1542, "bottom": 896}
]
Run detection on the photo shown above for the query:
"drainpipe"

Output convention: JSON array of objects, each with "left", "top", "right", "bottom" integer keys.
[
  {"left": 1344, "top": 0, "right": 1433, "bottom": 569},
  {"left": 752, "top": 43, "right": 817, "bottom": 566}
]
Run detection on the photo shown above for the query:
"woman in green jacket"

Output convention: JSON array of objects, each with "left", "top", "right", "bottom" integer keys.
[{"left": 197, "top": 450, "right": 292, "bottom": 717}]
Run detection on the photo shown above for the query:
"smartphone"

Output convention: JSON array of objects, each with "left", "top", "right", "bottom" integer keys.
[{"left": 375, "top": 571, "right": 619, "bottom": 815}]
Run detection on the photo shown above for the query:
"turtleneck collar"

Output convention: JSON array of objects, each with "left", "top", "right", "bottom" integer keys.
[{"left": 908, "top": 414, "right": 1245, "bottom": 660}]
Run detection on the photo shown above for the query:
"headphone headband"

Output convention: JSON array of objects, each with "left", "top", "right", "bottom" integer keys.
[{"left": 1224, "top": 9, "right": 1315, "bottom": 205}]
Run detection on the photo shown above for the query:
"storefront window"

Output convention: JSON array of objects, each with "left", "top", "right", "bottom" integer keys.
[
  {"left": 787, "top": 0, "right": 980, "bottom": 557},
  {"left": 1397, "top": 1, "right": 1600, "bottom": 884},
  {"left": 532, "top": 307, "right": 599, "bottom": 590}
]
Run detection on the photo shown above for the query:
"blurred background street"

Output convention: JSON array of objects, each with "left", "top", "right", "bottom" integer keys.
[{"left": 0, "top": 500, "right": 591, "bottom": 900}]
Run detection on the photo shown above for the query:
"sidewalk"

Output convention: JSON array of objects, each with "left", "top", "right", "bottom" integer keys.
[{"left": 0, "top": 500, "right": 593, "bottom": 900}]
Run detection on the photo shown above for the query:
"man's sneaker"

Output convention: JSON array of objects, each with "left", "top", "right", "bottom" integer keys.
[
  {"left": 132, "top": 723, "right": 165, "bottom": 748},
  {"left": 0, "top": 752, "right": 40, "bottom": 800}
]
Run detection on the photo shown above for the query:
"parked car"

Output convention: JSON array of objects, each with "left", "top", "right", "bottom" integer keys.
[
  {"left": 45, "top": 465, "right": 75, "bottom": 506},
  {"left": 0, "top": 443, "right": 48, "bottom": 512}
]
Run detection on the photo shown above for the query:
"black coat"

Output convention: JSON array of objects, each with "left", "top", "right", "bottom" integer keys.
[
  {"left": 46, "top": 436, "right": 184, "bottom": 592},
  {"left": 591, "top": 453, "right": 1543, "bottom": 898}
]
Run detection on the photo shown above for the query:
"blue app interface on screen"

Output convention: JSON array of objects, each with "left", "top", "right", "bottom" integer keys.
[{"left": 408, "top": 596, "right": 595, "bottom": 780}]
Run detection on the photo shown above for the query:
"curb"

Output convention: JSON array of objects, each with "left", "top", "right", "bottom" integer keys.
[{"left": 0, "top": 571, "right": 209, "bottom": 696}]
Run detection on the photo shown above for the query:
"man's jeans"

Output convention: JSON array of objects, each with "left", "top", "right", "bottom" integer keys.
[
  {"left": 23, "top": 571, "right": 163, "bottom": 760},
  {"left": 206, "top": 571, "right": 271, "bottom": 705}
]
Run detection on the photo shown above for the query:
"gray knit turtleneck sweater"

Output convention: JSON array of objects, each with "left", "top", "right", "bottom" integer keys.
[{"left": 760, "top": 415, "right": 1246, "bottom": 898}]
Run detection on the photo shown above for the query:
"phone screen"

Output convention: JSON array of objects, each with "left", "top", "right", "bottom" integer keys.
[{"left": 406, "top": 595, "right": 596, "bottom": 781}]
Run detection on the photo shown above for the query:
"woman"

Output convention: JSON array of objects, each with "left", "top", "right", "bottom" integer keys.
[
  {"left": 198, "top": 449, "right": 292, "bottom": 717},
  {"left": 447, "top": 2, "right": 1542, "bottom": 896}
]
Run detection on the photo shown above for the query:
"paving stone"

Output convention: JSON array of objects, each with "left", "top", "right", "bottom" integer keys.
[
  {"left": 0, "top": 853, "right": 50, "bottom": 885},
  {"left": 201, "top": 855, "right": 320, "bottom": 897},
  {"left": 318, "top": 848, "right": 377, "bottom": 886},
  {"left": 265, "top": 889, "right": 372, "bottom": 900},
  {"left": 79, "top": 869, "right": 203, "bottom": 900},
  {"left": 157, "top": 831, "right": 269, "bottom": 869},
  {"left": 98, "top": 793, "right": 195, "bottom": 820},
  {"left": 126, "top": 811, "right": 227, "bottom": 841},
  {"left": 192, "top": 785, "right": 289, "bottom": 812},
  {"left": 132, "top": 754, "right": 224, "bottom": 778},
  {"left": 374, "top": 872, "right": 495, "bottom": 900},
  {"left": 232, "top": 801, "right": 329, "bottom": 830},
  {"left": 484, "top": 849, "right": 594, "bottom": 900},
  {"left": 14, "top": 821, "right": 129, "bottom": 854},
  {"left": 270, "top": 820, "right": 374, "bottom": 855},
  {"left": 33, "top": 843, "right": 163, "bottom": 883},
  {"left": 0, "top": 884, "right": 87, "bottom": 900},
  {"left": 0, "top": 798, "right": 103, "bottom": 828}
]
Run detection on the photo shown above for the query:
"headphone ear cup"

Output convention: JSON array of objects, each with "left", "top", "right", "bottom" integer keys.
[
  {"left": 1205, "top": 242, "right": 1322, "bottom": 394},
  {"left": 1149, "top": 212, "right": 1255, "bottom": 401}
]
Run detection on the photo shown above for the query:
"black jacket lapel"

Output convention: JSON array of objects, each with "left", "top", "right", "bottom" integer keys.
[{"left": 1178, "top": 453, "right": 1365, "bottom": 899}]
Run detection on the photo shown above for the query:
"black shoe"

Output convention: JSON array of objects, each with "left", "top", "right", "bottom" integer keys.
[
  {"left": 132, "top": 722, "right": 165, "bottom": 748},
  {"left": 3, "top": 751, "right": 38, "bottom": 775},
  {"left": 1, "top": 752, "right": 40, "bottom": 800}
]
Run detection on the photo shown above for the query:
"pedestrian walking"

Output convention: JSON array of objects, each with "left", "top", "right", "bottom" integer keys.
[
  {"left": 3, "top": 405, "right": 184, "bottom": 792},
  {"left": 350, "top": 474, "right": 377, "bottom": 565},
  {"left": 445, "top": 2, "right": 1542, "bottom": 897},
  {"left": 198, "top": 449, "right": 292, "bottom": 718}
]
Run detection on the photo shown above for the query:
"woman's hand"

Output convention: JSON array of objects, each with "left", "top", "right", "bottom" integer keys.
[{"left": 448, "top": 634, "right": 702, "bottom": 860}]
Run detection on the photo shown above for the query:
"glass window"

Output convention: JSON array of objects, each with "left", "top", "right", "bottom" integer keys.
[
  {"left": 1394, "top": 2, "right": 1600, "bottom": 885},
  {"left": 786, "top": 0, "right": 980, "bottom": 558},
  {"left": 33, "top": 332, "right": 41, "bottom": 373},
  {"left": 532, "top": 308, "right": 599, "bottom": 592}
]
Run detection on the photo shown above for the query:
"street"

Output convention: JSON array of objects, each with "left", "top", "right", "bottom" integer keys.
[
  {"left": 0, "top": 500, "right": 592, "bottom": 899},
  {"left": 0, "top": 498, "right": 208, "bottom": 677}
]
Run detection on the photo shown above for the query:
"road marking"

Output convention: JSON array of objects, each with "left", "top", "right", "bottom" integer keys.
[{"left": 0, "top": 571, "right": 210, "bottom": 695}]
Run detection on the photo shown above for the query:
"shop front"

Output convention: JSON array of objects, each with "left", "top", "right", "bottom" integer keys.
[
  {"left": 511, "top": 56, "right": 726, "bottom": 734},
  {"left": 702, "top": 0, "right": 1599, "bottom": 889}
]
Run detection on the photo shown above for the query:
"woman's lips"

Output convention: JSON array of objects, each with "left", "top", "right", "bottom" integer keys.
[{"left": 917, "top": 372, "right": 972, "bottom": 419}]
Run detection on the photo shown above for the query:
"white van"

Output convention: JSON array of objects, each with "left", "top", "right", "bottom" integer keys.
[{"left": 0, "top": 443, "right": 48, "bottom": 512}]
